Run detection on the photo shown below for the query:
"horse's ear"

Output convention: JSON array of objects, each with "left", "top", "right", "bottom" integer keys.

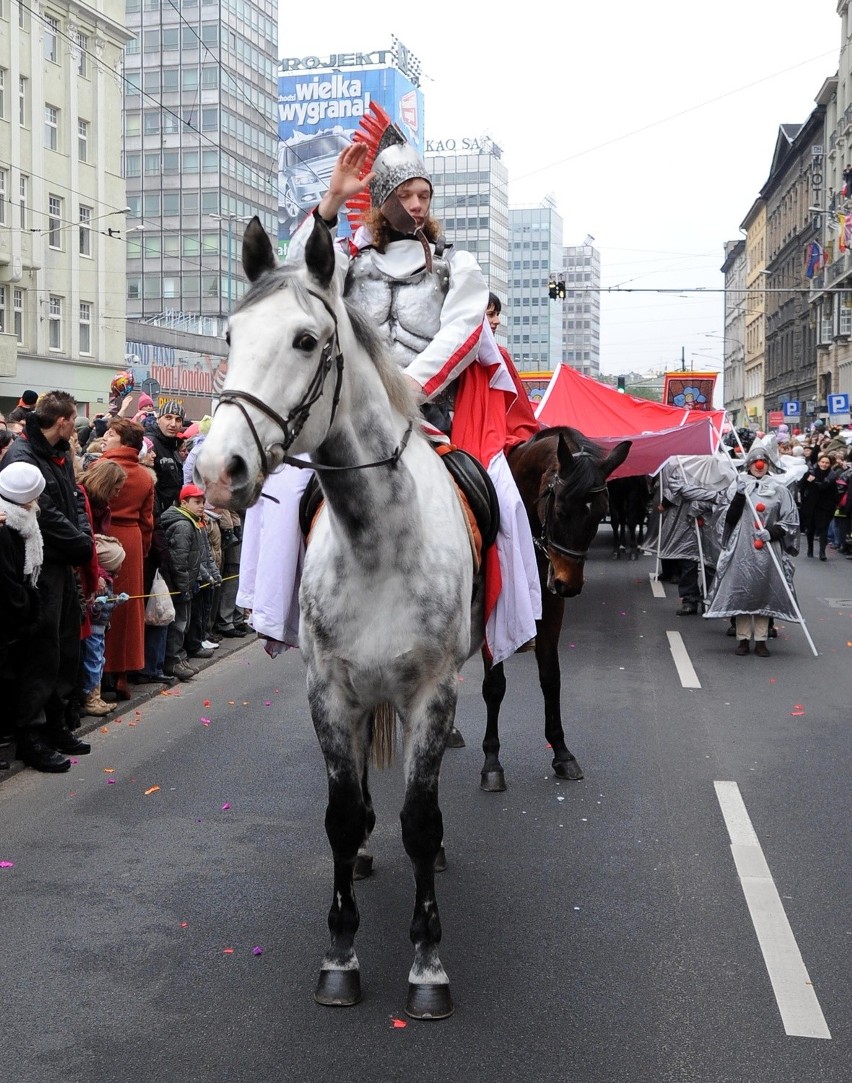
[
  {"left": 601, "top": 440, "right": 632, "bottom": 479},
  {"left": 304, "top": 216, "right": 336, "bottom": 289},
  {"left": 241, "top": 217, "right": 276, "bottom": 283},
  {"left": 556, "top": 433, "right": 574, "bottom": 475}
]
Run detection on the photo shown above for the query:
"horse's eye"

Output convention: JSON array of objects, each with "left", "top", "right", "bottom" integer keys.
[{"left": 294, "top": 332, "right": 318, "bottom": 352}]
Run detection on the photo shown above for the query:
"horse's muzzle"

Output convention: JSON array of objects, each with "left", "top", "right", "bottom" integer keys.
[{"left": 547, "top": 563, "right": 584, "bottom": 597}]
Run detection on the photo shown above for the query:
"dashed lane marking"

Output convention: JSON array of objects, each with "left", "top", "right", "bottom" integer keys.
[
  {"left": 714, "top": 781, "right": 831, "bottom": 1040},
  {"left": 665, "top": 630, "right": 701, "bottom": 688},
  {"left": 649, "top": 573, "right": 666, "bottom": 598}
]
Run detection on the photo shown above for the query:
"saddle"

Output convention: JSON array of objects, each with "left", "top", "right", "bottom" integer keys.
[{"left": 298, "top": 446, "right": 500, "bottom": 556}]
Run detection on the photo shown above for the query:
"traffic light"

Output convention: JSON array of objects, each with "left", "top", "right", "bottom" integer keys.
[
  {"left": 548, "top": 278, "right": 558, "bottom": 300},
  {"left": 556, "top": 278, "right": 566, "bottom": 300},
  {"left": 617, "top": 375, "right": 626, "bottom": 393}
]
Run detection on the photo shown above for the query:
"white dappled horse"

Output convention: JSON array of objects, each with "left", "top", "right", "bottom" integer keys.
[{"left": 196, "top": 216, "right": 479, "bottom": 1018}]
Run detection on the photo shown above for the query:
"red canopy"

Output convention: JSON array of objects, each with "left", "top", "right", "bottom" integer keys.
[{"left": 534, "top": 364, "right": 725, "bottom": 478}]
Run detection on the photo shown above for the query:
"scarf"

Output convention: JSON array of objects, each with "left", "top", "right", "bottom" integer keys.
[{"left": 0, "top": 496, "right": 44, "bottom": 584}]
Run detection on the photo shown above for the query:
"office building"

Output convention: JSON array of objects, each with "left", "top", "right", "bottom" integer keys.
[
  {"left": 562, "top": 241, "right": 601, "bottom": 378},
  {"left": 507, "top": 202, "right": 564, "bottom": 372}
]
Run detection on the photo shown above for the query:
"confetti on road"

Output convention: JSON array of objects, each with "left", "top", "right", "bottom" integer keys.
[
  {"left": 252, "top": 946, "right": 264, "bottom": 956},
  {"left": 104, "top": 768, "right": 115, "bottom": 773},
  {"left": 144, "top": 785, "right": 160, "bottom": 796},
  {"left": 790, "top": 704, "right": 805, "bottom": 717},
  {"left": 200, "top": 717, "right": 211, "bottom": 726},
  {"left": 223, "top": 948, "right": 234, "bottom": 954},
  {"left": 391, "top": 1018, "right": 407, "bottom": 1029},
  {"left": 221, "top": 803, "right": 231, "bottom": 810},
  {"left": 0, "top": 861, "right": 14, "bottom": 869}
]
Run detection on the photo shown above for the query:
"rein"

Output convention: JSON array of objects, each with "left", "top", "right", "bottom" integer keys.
[
  {"left": 214, "top": 285, "right": 412, "bottom": 478},
  {"left": 536, "top": 450, "right": 607, "bottom": 563}
]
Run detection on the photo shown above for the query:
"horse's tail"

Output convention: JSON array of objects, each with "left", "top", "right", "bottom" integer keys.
[{"left": 370, "top": 702, "right": 398, "bottom": 769}]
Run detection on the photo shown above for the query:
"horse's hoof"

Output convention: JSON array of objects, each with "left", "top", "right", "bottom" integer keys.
[
  {"left": 553, "top": 757, "right": 584, "bottom": 781},
  {"left": 315, "top": 968, "right": 362, "bottom": 1007},
  {"left": 353, "top": 853, "right": 374, "bottom": 880},
  {"left": 405, "top": 982, "right": 454, "bottom": 1020},
  {"left": 446, "top": 727, "right": 465, "bottom": 749},
  {"left": 480, "top": 769, "right": 506, "bottom": 792},
  {"left": 434, "top": 845, "right": 447, "bottom": 873}
]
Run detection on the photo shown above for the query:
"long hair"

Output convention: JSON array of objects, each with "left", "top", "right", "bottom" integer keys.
[
  {"left": 362, "top": 207, "right": 441, "bottom": 253},
  {"left": 80, "top": 457, "right": 127, "bottom": 507}
]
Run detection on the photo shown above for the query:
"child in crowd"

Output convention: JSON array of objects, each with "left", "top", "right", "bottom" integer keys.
[{"left": 160, "top": 483, "right": 207, "bottom": 681}]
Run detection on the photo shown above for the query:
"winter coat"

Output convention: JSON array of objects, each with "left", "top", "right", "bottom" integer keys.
[
  {"left": 149, "top": 426, "right": 184, "bottom": 518},
  {"left": 704, "top": 473, "right": 800, "bottom": 622},
  {"left": 160, "top": 505, "right": 204, "bottom": 595},
  {"left": 0, "top": 414, "right": 93, "bottom": 567},
  {"left": 0, "top": 516, "right": 40, "bottom": 679},
  {"left": 653, "top": 461, "right": 723, "bottom": 565},
  {"left": 798, "top": 465, "right": 839, "bottom": 530},
  {"left": 102, "top": 445, "right": 155, "bottom": 673}
]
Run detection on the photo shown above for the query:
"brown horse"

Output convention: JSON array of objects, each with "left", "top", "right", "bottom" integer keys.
[{"left": 480, "top": 426, "right": 631, "bottom": 791}]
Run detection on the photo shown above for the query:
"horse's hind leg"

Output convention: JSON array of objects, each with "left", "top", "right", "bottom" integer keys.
[
  {"left": 401, "top": 679, "right": 457, "bottom": 1020},
  {"left": 312, "top": 695, "right": 369, "bottom": 1007},
  {"left": 536, "top": 596, "right": 583, "bottom": 782},
  {"left": 481, "top": 655, "right": 507, "bottom": 791}
]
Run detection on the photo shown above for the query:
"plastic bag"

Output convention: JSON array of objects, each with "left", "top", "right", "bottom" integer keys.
[{"left": 145, "top": 569, "right": 176, "bottom": 626}]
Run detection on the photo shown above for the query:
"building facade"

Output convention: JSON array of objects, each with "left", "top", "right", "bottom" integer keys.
[
  {"left": 122, "top": 0, "right": 278, "bottom": 350},
  {"left": 426, "top": 142, "right": 509, "bottom": 310},
  {"left": 507, "top": 202, "right": 564, "bottom": 372},
  {"left": 721, "top": 238, "right": 746, "bottom": 426},
  {"left": 561, "top": 241, "right": 601, "bottom": 378},
  {"left": 0, "top": 0, "right": 132, "bottom": 413},
  {"left": 760, "top": 108, "right": 825, "bottom": 425}
]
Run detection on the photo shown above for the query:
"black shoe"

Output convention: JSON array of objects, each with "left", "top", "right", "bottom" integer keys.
[
  {"left": 188, "top": 647, "right": 215, "bottom": 659},
  {"left": 754, "top": 642, "right": 770, "bottom": 658},
  {"left": 46, "top": 728, "right": 91, "bottom": 755},
  {"left": 220, "top": 627, "right": 247, "bottom": 638},
  {"left": 676, "top": 603, "right": 698, "bottom": 616},
  {"left": 17, "top": 738, "right": 71, "bottom": 773},
  {"left": 726, "top": 623, "right": 737, "bottom": 636},
  {"left": 734, "top": 640, "right": 750, "bottom": 656}
]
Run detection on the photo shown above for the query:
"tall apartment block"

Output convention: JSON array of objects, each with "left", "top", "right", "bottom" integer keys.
[
  {"left": 561, "top": 241, "right": 601, "bottom": 378},
  {"left": 426, "top": 142, "right": 509, "bottom": 314},
  {"left": 507, "top": 203, "right": 564, "bottom": 372},
  {"left": 122, "top": 0, "right": 278, "bottom": 339},
  {"left": 0, "top": 0, "right": 131, "bottom": 411}
]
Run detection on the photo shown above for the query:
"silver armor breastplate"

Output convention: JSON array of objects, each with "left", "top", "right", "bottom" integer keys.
[{"left": 345, "top": 248, "right": 451, "bottom": 370}]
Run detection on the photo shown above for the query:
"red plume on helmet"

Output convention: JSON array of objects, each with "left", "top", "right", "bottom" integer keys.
[{"left": 345, "top": 102, "right": 396, "bottom": 234}]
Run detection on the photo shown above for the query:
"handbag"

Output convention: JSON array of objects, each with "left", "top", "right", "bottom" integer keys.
[
  {"left": 95, "top": 534, "right": 126, "bottom": 573},
  {"left": 145, "top": 569, "right": 176, "bottom": 626}
]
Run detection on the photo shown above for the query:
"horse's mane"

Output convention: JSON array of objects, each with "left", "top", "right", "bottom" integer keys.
[{"left": 235, "top": 266, "right": 417, "bottom": 421}]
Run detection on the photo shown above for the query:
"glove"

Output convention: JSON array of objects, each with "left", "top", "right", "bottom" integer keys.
[
  {"left": 768, "top": 524, "right": 785, "bottom": 542},
  {"left": 754, "top": 528, "right": 771, "bottom": 543}
]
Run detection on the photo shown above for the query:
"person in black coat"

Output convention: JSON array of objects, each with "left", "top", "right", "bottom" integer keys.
[
  {"left": 0, "top": 392, "right": 94, "bottom": 771},
  {"left": 798, "top": 452, "right": 840, "bottom": 560}
]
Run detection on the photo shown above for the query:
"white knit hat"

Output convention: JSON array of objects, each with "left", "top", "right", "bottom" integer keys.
[{"left": 0, "top": 462, "right": 46, "bottom": 504}]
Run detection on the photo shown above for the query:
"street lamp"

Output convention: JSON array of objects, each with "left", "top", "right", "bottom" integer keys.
[{"left": 208, "top": 213, "right": 253, "bottom": 313}]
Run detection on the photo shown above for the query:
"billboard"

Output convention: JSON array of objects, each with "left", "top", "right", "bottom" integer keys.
[
  {"left": 662, "top": 372, "right": 718, "bottom": 412},
  {"left": 277, "top": 65, "right": 424, "bottom": 254}
]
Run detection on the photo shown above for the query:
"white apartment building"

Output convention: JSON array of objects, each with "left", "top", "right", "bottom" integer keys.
[
  {"left": 562, "top": 241, "right": 601, "bottom": 378},
  {"left": 0, "top": 0, "right": 132, "bottom": 413}
]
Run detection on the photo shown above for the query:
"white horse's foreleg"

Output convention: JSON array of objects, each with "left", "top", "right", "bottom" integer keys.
[
  {"left": 311, "top": 688, "right": 370, "bottom": 1007},
  {"left": 400, "top": 676, "right": 457, "bottom": 1020}
]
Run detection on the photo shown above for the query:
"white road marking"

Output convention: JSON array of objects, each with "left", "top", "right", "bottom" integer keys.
[
  {"left": 665, "top": 630, "right": 701, "bottom": 688},
  {"left": 649, "top": 574, "right": 666, "bottom": 598},
  {"left": 714, "top": 781, "right": 831, "bottom": 1040}
]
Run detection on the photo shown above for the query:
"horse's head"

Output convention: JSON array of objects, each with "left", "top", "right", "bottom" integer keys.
[
  {"left": 531, "top": 431, "right": 631, "bottom": 597},
  {"left": 195, "top": 216, "right": 344, "bottom": 509}
]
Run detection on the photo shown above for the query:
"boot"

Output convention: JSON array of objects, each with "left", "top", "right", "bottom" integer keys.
[
  {"left": 17, "top": 736, "right": 71, "bottom": 773},
  {"left": 734, "top": 640, "right": 750, "bottom": 656},
  {"left": 84, "top": 690, "right": 113, "bottom": 717}
]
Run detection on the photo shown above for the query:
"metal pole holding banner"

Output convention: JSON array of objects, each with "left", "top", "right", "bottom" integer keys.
[
  {"left": 694, "top": 519, "right": 708, "bottom": 602},
  {"left": 743, "top": 488, "right": 819, "bottom": 657}
]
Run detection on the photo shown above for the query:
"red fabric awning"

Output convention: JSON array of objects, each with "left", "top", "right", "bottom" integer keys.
[{"left": 534, "top": 364, "right": 724, "bottom": 478}]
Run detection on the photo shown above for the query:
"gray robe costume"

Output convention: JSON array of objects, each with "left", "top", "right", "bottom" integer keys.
[{"left": 703, "top": 455, "right": 801, "bottom": 623}]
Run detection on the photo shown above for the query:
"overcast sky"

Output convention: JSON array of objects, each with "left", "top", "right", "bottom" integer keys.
[{"left": 278, "top": 2, "right": 842, "bottom": 380}]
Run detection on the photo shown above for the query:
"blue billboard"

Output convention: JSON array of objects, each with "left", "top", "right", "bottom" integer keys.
[{"left": 277, "top": 65, "right": 424, "bottom": 253}]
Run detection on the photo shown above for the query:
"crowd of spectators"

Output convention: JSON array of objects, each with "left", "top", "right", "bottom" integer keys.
[{"left": 0, "top": 389, "right": 249, "bottom": 774}]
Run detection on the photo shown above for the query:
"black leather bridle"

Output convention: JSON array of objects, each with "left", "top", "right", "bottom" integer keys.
[
  {"left": 535, "top": 453, "right": 607, "bottom": 564},
  {"left": 214, "top": 286, "right": 412, "bottom": 480}
]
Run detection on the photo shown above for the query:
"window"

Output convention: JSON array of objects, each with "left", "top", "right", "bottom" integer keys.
[
  {"left": 144, "top": 153, "right": 161, "bottom": 175},
  {"left": 124, "top": 153, "right": 141, "bottom": 178},
  {"left": 0, "top": 168, "right": 5, "bottom": 225},
  {"left": 13, "top": 289, "right": 24, "bottom": 344},
  {"left": 78, "top": 118, "right": 89, "bottom": 162},
  {"left": 48, "top": 295, "right": 62, "bottom": 350},
  {"left": 0, "top": 68, "right": 5, "bottom": 119},
  {"left": 18, "top": 75, "right": 27, "bottom": 126},
  {"left": 19, "top": 175, "right": 28, "bottom": 229},
  {"left": 127, "top": 278, "right": 141, "bottom": 300},
  {"left": 79, "top": 205, "right": 92, "bottom": 256},
  {"left": 0, "top": 286, "right": 6, "bottom": 332},
  {"left": 79, "top": 302, "right": 92, "bottom": 354},
  {"left": 45, "top": 104, "right": 59, "bottom": 151},
  {"left": 44, "top": 14, "right": 59, "bottom": 63},
  {"left": 76, "top": 32, "right": 89, "bottom": 77},
  {"left": 48, "top": 194, "right": 62, "bottom": 248}
]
